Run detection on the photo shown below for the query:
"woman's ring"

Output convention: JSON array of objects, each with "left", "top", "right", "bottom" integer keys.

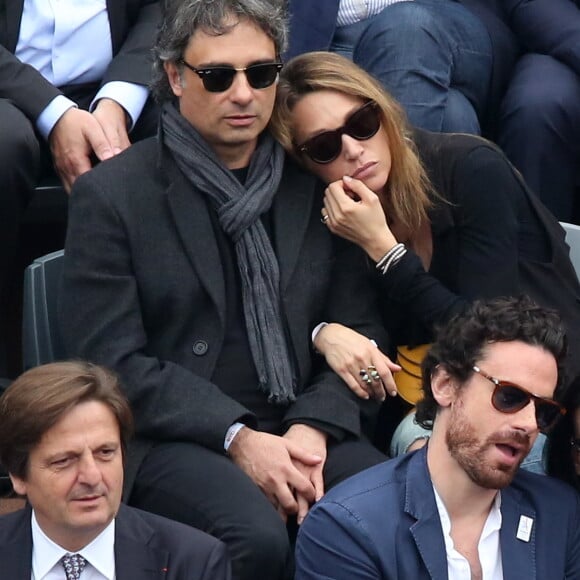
[{"left": 321, "top": 214, "right": 329, "bottom": 224}]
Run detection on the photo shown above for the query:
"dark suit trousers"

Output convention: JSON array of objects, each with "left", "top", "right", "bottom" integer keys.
[
  {"left": 0, "top": 88, "right": 158, "bottom": 377},
  {"left": 129, "top": 438, "right": 386, "bottom": 580},
  {"left": 498, "top": 53, "right": 580, "bottom": 222}
]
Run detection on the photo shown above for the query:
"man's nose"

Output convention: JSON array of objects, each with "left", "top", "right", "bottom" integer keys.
[
  {"left": 77, "top": 453, "right": 102, "bottom": 486},
  {"left": 229, "top": 71, "right": 254, "bottom": 105}
]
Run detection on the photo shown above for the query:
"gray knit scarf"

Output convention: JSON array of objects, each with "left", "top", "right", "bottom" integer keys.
[{"left": 161, "top": 103, "right": 296, "bottom": 404}]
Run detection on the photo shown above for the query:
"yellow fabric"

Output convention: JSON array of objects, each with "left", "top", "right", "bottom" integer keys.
[{"left": 394, "top": 344, "right": 431, "bottom": 405}]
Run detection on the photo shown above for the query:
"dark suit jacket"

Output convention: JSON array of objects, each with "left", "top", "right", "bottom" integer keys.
[
  {"left": 59, "top": 135, "right": 386, "bottom": 491},
  {"left": 0, "top": 504, "right": 231, "bottom": 579},
  {"left": 286, "top": 0, "right": 519, "bottom": 134},
  {"left": 503, "top": 0, "right": 580, "bottom": 77},
  {"left": 0, "top": 0, "right": 161, "bottom": 120},
  {"left": 296, "top": 447, "right": 580, "bottom": 579}
]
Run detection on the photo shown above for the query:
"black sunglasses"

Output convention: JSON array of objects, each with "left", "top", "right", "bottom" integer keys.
[
  {"left": 296, "top": 101, "right": 382, "bottom": 165},
  {"left": 472, "top": 365, "right": 566, "bottom": 433},
  {"left": 180, "top": 60, "right": 283, "bottom": 93}
]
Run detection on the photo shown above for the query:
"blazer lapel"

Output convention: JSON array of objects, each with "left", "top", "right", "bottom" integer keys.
[
  {"left": 406, "top": 449, "right": 449, "bottom": 580},
  {"left": 114, "top": 505, "right": 170, "bottom": 579},
  {"left": 499, "top": 485, "right": 537, "bottom": 580},
  {"left": 0, "top": 506, "right": 33, "bottom": 580},
  {"left": 1, "top": 0, "right": 25, "bottom": 51},
  {"left": 272, "top": 157, "right": 318, "bottom": 292},
  {"left": 164, "top": 151, "right": 226, "bottom": 327},
  {"left": 105, "top": 0, "right": 124, "bottom": 53}
]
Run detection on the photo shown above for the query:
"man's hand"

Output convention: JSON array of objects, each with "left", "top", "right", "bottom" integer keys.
[
  {"left": 49, "top": 108, "right": 115, "bottom": 192},
  {"left": 284, "top": 424, "right": 328, "bottom": 524},
  {"left": 228, "top": 427, "right": 323, "bottom": 522},
  {"left": 92, "top": 98, "right": 131, "bottom": 154}
]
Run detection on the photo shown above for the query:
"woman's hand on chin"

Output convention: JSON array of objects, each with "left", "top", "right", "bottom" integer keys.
[{"left": 322, "top": 176, "right": 398, "bottom": 261}]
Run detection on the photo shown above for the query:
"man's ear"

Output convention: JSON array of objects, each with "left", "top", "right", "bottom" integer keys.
[
  {"left": 9, "top": 473, "right": 27, "bottom": 496},
  {"left": 164, "top": 61, "right": 183, "bottom": 97},
  {"left": 430, "top": 365, "right": 457, "bottom": 409}
]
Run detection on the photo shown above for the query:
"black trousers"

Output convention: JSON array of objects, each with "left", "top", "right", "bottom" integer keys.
[
  {"left": 0, "top": 89, "right": 158, "bottom": 377},
  {"left": 129, "top": 438, "right": 386, "bottom": 580}
]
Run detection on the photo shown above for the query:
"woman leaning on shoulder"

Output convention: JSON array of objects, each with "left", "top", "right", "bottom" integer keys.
[{"left": 269, "top": 52, "right": 580, "bottom": 452}]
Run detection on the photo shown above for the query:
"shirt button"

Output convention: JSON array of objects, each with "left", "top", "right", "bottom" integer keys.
[{"left": 192, "top": 340, "right": 208, "bottom": 356}]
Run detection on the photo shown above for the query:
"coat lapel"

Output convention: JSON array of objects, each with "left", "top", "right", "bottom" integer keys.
[
  {"left": 105, "top": 0, "right": 124, "bottom": 53},
  {"left": 0, "top": 507, "right": 33, "bottom": 580},
  {"left": 114, "top": 505, "right": 170, "bottom": 579},
  {"left": 1, "top": 0, "right": 24, "bottom": 51},
  {"left": 272, "top": 157, "right": 318, "bottom": 292},
  {"left": 406, "top": 449, "right": 449, "bottom": 580},
  {"left": 163, "top": 149, "right": 227, "bottom": 327},
  {"left": 499, "top": 485, "right": 537, "bottom": 579}
]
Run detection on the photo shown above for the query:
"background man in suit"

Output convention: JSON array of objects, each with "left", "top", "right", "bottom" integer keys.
[
  {"left": 0, "top": 361, "right": 231, "bottom": 579},
  {"left": 0, "top": 0, "right": 162, "bottom": 378},
  {"left": 296, "top": 296, "right": 580, "bottom": 579},
  {"left": 59, "top": 1, "right": 388, "bottom": 578}
]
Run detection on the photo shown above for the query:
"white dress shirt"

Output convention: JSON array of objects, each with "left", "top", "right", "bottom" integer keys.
[
  {"left": 31, "top": 510, "right": 116, "bottom": 580},
  {"left": 337, "top": 0, "right": 414, "bottom": 27},
  {"left": 15, "top": 0, "right": 148, "bottom": 137},
  {"left": 434, "top": 487, "right": 504, "bottom": 580}
]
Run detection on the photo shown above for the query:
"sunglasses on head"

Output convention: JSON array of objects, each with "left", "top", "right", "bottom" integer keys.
[
  {"left": 180, "top": 60, "right": 283, "bottom": 93},
  {"left": 472, "top": 365, "right": 566, "bottom": 433},
  {"left": 296, "top": 101, "right": 381, "bottom": 165}
]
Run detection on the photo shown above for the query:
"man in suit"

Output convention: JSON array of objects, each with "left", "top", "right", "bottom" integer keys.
[
  {"left": 286, "top": 0, "right": 518, "bottom": 138},
  {"left": 497, "top": 0, "right": 580, "bottom": 222},
  {"left": 59, "top": 1, "right": 388, "bottom": 578},
  {"left": 0, "top": 361, "right": 231, "bottom": 579},
  {"left": 296, "top": 296, "right": 580, "bottom": 579},
  {"left": 0, "top": 0, "right": 162, "bottom": 378}
]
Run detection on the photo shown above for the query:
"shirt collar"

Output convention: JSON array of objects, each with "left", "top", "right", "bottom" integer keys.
[{"left": 31, "top": 510, "right": 116, "bottom": 579}]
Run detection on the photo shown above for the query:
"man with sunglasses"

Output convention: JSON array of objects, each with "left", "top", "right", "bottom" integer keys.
[
  {"left": 59, "top": 1, "right": 388, "bottom": 579},
  {"left": 296, "top": 296, "right": 580, "bottom": 580}
]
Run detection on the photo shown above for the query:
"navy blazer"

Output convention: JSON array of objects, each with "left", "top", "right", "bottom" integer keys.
[
  {"left": 296, "top": 447, "right": 580, "bottom": 579},
  {"left": 0, "top": 0, "right": 161, "bottom": 120},
  {"left": 0, "top": 504, "right": 231, "bottom": 579},
  {"left": 502, "top": 0, "right": 580, "bottom": 77}
]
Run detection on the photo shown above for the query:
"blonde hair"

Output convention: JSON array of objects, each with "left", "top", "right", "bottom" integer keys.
[{"left": 270, "top": 52, "right": 433, "bottom": 231}]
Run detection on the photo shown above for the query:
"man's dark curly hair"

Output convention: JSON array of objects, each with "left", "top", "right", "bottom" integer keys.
[{"left": 415, "top": 295, "right": 567, "bottom": 429}]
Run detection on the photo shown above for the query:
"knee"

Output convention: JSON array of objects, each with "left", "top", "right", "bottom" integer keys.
[
  {"left": 0, "top": 102, "right": 40, "bottom": 179},
  {"left": 232, "top": 518, "right": 292, "bottom": 580},
  {"left": 365, "top": 2, "right": 439, "bottom": 41},
  {"left": 502, "top": 57, "right": 580, "bottom": 133}
]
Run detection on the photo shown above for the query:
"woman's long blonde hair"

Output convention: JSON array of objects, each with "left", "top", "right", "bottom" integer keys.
[{"left": 270, "top": 52, "right": 433, "bottom": 232}]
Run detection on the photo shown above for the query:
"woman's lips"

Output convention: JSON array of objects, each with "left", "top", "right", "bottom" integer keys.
[{"left": 351, "top": 161, "right": 377, "bottom": 180}]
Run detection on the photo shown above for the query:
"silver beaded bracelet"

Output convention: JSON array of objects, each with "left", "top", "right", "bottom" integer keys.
[{"left": 376, "top": 243, "right": 407, "bottom": 275}]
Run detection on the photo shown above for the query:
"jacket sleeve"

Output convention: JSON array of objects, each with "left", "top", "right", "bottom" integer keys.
[
  {"left": 295, "top": 500, "right": 382, "bottom": 580},
  {"left": 376, "top": 144, "right": 528, "bottom": 336},
  {"left": 503, "top": 0, "right": 580, "bottom": 77},
  {"left": 59, "top": 170, "right": 256, "bottom": 454},
  {"left": 0, "top": 46, "right": 62, "bottom": 120}
]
